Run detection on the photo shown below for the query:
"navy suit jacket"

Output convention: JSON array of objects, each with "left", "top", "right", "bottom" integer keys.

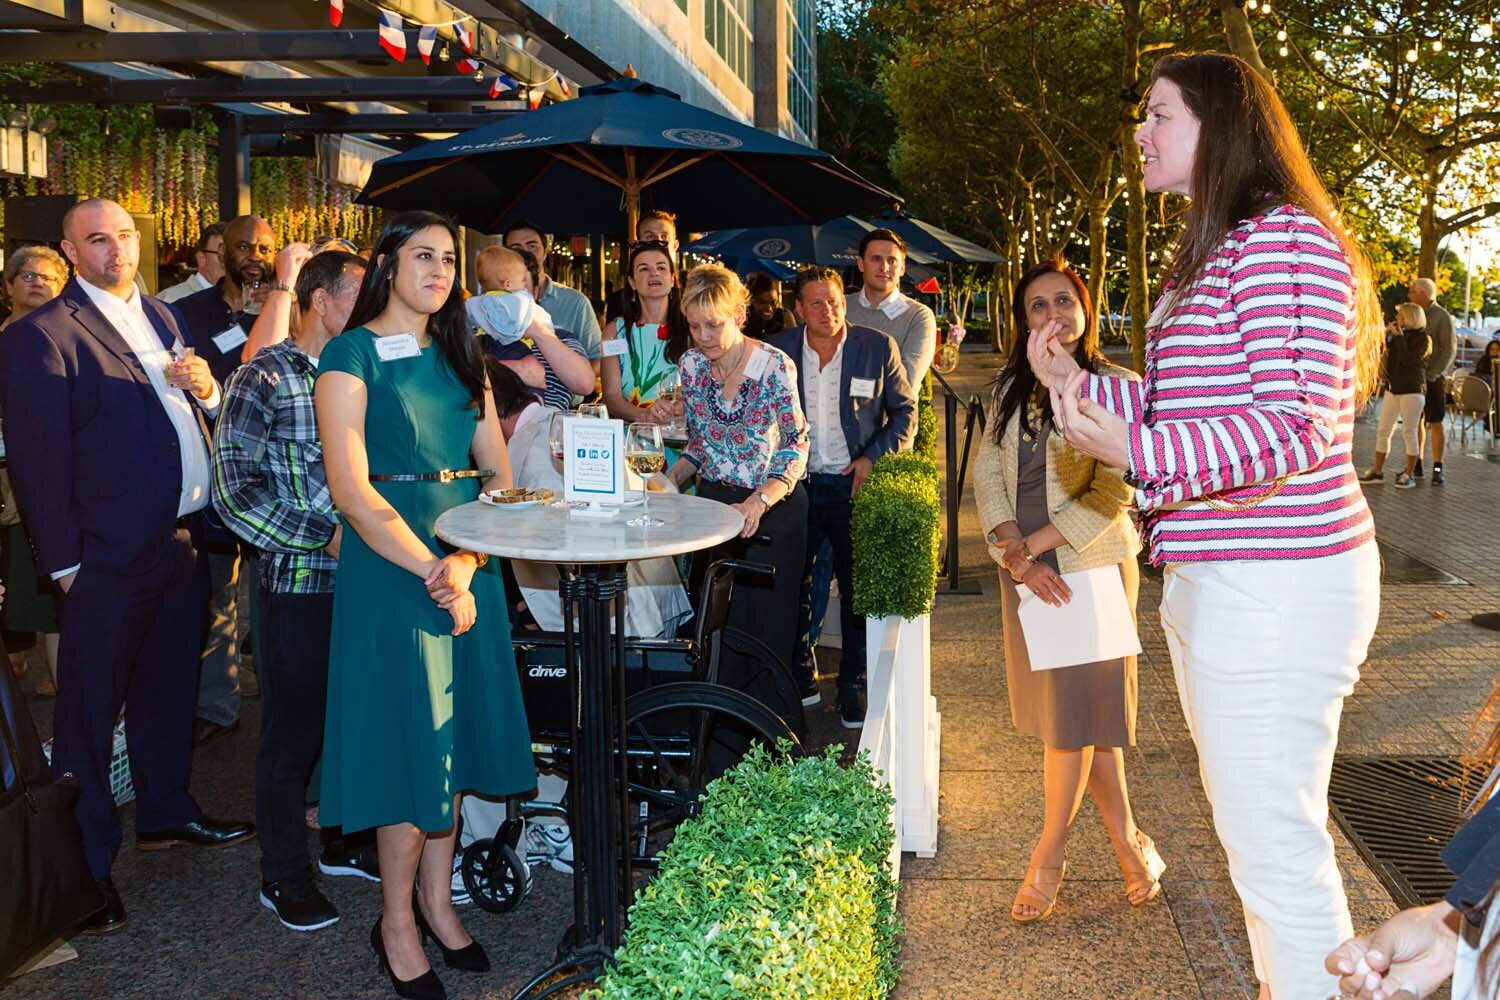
[
  {"left": 767, "top": 323, "right": 917, "bottom": 467},
  {"left": 0, "top": 279, "right": 208, "bottom": 576}
]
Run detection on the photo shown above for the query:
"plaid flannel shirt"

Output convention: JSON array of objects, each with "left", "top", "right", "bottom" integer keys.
[{"left": 211, "top": 341, "right": 338, "bottom": 594}]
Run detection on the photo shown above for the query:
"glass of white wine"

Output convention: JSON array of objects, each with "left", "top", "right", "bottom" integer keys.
[
  {"left": 625, "top": 422, "right": 666, "bottom": 527},
  {"left": 656, "top": 368, "right": 683, "bottom": 434}
]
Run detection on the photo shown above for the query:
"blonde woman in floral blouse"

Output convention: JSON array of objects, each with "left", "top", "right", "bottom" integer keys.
[{"left": 668, "top": 264, "right": 809, "bottom": 696}]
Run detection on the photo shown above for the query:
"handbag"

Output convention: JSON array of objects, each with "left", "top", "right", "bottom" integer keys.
[{"left": 0, "top": 655, "right": 105, "bottom": 978}]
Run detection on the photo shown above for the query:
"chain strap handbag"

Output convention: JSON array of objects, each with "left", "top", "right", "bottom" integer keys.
[{"left": 0, "top": 654, "right": 105, "bottom": 978}]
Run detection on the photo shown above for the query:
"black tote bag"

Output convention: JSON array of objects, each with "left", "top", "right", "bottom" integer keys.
[{"left": 0, "top": 652, "right": 105, "bottom": 977}]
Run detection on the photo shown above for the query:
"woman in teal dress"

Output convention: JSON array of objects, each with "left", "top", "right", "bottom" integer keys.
[{"left": 316, "top": 211, "right": 534, "bottom": 1000}]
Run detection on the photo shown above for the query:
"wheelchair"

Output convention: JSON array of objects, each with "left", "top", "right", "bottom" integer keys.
[{"left": 460, "top": 557, "right": 805, "bottom": 913}]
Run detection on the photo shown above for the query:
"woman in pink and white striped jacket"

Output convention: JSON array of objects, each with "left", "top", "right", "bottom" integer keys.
[{"left": 1033, "top": 53, "right": 1383, "bottom": 1000}]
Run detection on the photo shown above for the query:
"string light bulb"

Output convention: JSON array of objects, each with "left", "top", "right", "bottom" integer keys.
[
  {"left": 1279, "top": 45, "right": 1289, "bottom": 56},
  {"left": 1276, "top": 29, "right": 1287, "bottom": 41},
  {"left": 1341, "top": 24, "right": 1353, "bottom": 35},
  {"left": 1317, "top": 99, "right": 1326, "bottom": 110},
  {"left": 439, "top": 43, "right": 450, "bottom": 62},
  {"left": 1479, "top": 23, "right": 1494, "bottom": 39},
  {"left": 1432, "top": 40, "right": 1443, "bottom": 51},
  {"left": 1406, "top": 48, "right": 1419, "bottom": 62},
  {"left": 1247, "top": 0, "right": 1258, "bottom": 8}
]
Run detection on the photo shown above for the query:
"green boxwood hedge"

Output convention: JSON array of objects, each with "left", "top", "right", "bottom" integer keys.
[
  {"left": 851, "top": 451, "right": 941, "bottom": 621},
  {"left": 590, "top": 745, "right": 900, "bottom": 999}
]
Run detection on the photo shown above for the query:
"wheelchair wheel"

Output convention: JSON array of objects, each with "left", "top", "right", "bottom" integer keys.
[
  {"left": 460, "top": 838, "right": 532, "bottom": 913},
  {"left": 622, "top": 681, "right": 801, "bottom": 871}
]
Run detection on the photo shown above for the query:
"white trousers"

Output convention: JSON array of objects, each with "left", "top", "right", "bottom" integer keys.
[
  {"left": 1160, "top": 542, "right": 1380, "bottom": 999},
  {"left": 1374, "top": 390, "right": 1424, "bottom": 458}
]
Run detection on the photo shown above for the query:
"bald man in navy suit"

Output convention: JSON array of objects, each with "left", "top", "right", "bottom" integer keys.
[{"left": 0, "top": 199, "right": 253, "bottom": 934}]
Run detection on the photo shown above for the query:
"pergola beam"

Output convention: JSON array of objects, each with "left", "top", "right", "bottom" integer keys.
[
  {"left": 239, "top": 111, "right": 521, "bottom": 135},
  {"left": 0, "top": 75, "right": 506, "bottom": 104},
  {"left": 0, "top": 29, "right": 427, "bottom": 64}
]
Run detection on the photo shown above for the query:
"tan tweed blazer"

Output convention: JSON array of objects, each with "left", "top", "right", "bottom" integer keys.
[{"left": 972, "top": 363, "right": 1141, "bottom": 574}]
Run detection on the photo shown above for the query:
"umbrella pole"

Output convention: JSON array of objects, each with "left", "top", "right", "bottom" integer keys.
[{"left": 624, "top": 148, "right": 640, "bottom": 242}]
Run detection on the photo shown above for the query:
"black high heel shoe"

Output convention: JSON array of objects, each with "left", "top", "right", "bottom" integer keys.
[
  {"left": 371, "top": 917, "right": 447, "bottom": 1000},
  {"left": 413, "top": 898, "right": 490, "bottom": 972}
]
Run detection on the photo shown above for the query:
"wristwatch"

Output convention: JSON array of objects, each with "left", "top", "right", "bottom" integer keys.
[
  {"left": 267, "top": 281, "right": 293, "bottom": 294},
  {"left": 756, "top": 490, "right": 775, "bottom": 509},
  {"left": 468, "top": 550, "right": 489, "bottom": 569}
]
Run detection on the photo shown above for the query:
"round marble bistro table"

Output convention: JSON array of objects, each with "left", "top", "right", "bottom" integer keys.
[{"left": 436, "top": 492, "right": 743, "bottom": 999}]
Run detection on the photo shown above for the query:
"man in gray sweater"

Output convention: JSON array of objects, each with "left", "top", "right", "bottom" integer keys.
[
  {"left": 1410, "top": 276, "right": 1455, "bottom": 484},
  {"left": 842, "top": 229, "right": 938, "bottom": 392}
]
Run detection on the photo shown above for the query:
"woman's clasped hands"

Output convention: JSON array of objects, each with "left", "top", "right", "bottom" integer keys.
[
  {"left": 425, "top": 552, "right": 481, "bottom": 636},
  {"left": 998, "top": 537, "right": 1072, "bottom": 608}
]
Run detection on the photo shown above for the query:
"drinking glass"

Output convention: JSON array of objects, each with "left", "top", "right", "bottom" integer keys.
[
  {"left": 168, "top": 342, "right": 196, "bottom": 390},
  {"left": 547, "top": 410, "right": 566, "bottom": 464},
  {"left": 625, "top": 423, "right": 666, "bottom": 528},
  {"left": 656, "top": 369, "right": 683, "bottom": 433},
  {"left": 242, "top": 279, "right": 264, "bottom": 317},
  {"left": 576, "top": 402, "right": 608, "bottom": 420}
]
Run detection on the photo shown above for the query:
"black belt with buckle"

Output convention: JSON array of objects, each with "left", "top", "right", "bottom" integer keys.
[{"left": 368, "top": 469, "right": 494, "bottom": 483}]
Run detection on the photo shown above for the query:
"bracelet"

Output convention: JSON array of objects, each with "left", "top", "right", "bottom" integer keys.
[
  {"left": 1020, "top": 540, "right": 1038, "bottom": 564},
  {"left": 267, "top": 281, "right": 293, "bottom": 294},
  {"left": 467, "top": 550, "right": 489, "bottom": 569}
]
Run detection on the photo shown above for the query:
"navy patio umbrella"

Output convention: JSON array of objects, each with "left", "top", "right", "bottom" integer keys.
[
  {"left": 683, "top": 216, "right": 942, "bottom": 269},
  {"left": 869, "top": 210, "right": 1005, "bottom": 264},
  {"left": 358, "top": 77, "right": 898, "bottom": 236}
]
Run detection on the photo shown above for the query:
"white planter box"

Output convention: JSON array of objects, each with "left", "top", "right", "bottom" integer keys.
[{"left": 858, "top": 613, "right": 941, "bottom": 868}]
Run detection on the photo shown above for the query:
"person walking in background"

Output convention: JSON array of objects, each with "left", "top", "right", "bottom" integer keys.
[
  {"left": 212, "top": 249, "right": 367, "bottom": 933},
  {"left": 668, "top": 264, "right": 809, "bottom": 716},
  {"left": 974, "top": 258, "right": 1158, "bottom": 924},
  {"left": 315, "top": 211, "right": 534, "bottom": 999},
  {"left": 0, "top": 198, "right": 255, "bottom": 935},
  {"left": 767, "top": 266, "right": 915, "bottom": 729},
  {"left": 601, "top": 241, "right": 691, "bottom": 425},
  {"left": 1409, "top": 276, "right": 1455, "bottom": 484},
  {"left": 0, "top": 245, "right": 68, "bottom": 695},
  {"left": 843, "top": 228, "right": 938, "bottom": 391},
  {"left": 158, "top": 222, "right": 226, "bottom": 303},
  {"left": 1033, "top": 54, "right": 1383, "bottom": 998},
  {"left": 1360, "top": 303, "right": 1431, "bottom": 488}
]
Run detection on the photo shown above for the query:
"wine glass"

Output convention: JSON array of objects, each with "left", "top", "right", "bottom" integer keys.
[
  {"left": 656, "top": 369, "right": 683, "bottom": 433},
  {"left": 547, "top": 410, "right": 566, "bottom": 465},
  {"left": 625, "top": 423, "right": 666, "bottom": 528},
  {"left": 576, "top": 402, "right": 608, "bottom": 420}
]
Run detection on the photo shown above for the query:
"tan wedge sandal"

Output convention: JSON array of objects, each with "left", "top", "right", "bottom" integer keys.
[
  {"left": 1122, "top": 830, "right": 1166, "bottom": 906},
  {"left": 1011, "top": 860, "right": 1066, "bottom": 923}
]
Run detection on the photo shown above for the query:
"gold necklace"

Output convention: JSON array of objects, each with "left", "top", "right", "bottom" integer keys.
[{"left": 712, "top": 340, "right": 747, "bottom": 381}]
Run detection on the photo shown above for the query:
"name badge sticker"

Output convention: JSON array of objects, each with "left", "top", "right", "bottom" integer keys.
[
  {"left": 374, "top": 333, "right": 422, "bottom": 362},
  {"left": 211, "top": 325, "right": 249, "bottom": 354},
  {"left": 743, "top": 347, "right": 771, "bottom": 381},
  {"left": 850, "top": 377, "right": 877, "bottom": 399},
  {"left": 601, "top": 338, "right": 629, "bottom": 359}
]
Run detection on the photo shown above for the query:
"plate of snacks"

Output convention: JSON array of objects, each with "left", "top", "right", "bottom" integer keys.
[{"left": 479, "top": 487, "right": 554, "bottom": 509}]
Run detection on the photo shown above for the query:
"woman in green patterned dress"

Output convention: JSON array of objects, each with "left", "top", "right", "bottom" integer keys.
[
  {"left": 601, "top": 242, "right": 690, "bottom": 427},
  {"left": 316, "top": 211, "right": 534, "bottom": 999}
]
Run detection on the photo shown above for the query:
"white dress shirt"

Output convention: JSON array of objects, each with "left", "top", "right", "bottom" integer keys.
[
  {"left": 801, "top": 331, "right": 852, "bottom": 475},
  {"left": 858, "top": 284, "right": 910, "bottom": 321},
  {"left": 77, "top": 276, "right": 220, "bottom": 517},
  {"left": 156, "top": 270, "right": 211, "bottom": 303}
]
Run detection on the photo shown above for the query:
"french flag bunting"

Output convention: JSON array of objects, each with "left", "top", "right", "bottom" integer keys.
[
  {"left": 556, "top": 72, "right": 570, "bottom": 97},
  {"left": 456, "top": 55, "right": 478, "bottom": 75},
  {"left": 378, "top": 9, "right": 406, "bottom": 61},
  {"left": 528, "top": 87, "right": 542, "bottom": 110},
  {"left": 417, "top": 25, "right": 437, "bottom": 65},
  {"left": 458, "top": 23, "right": 475, "bottom": 53},
  {"left": 329, "top": 0, "right": 344, "bottom": 27},
  {"left": 488, "top": 76, "right": 504, "bottom": 100}
]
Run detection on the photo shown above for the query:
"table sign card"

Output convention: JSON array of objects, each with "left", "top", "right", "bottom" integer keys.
[{"left": 564, "top": 416, "right": 625, "bottom": 516}]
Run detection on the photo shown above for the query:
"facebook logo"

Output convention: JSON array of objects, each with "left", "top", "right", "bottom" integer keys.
[{"left": 575, "top": 448, "right": 586, "bottom": 458}]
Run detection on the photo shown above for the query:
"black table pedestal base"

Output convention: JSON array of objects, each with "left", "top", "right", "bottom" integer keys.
[{"left": 510, "top": 566, "right": 630, "bottom": 999}]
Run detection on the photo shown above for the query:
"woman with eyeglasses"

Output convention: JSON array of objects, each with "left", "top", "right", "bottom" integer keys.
[{"left": 0, "top": 244, "right": 67, "bottom": 696}]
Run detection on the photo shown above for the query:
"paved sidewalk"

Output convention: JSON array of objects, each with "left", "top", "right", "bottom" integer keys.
[{"left": 893, "top": 350, "right": 1498, "bottom": 999}]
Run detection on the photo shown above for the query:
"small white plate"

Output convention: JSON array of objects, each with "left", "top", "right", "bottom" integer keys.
[{"left": 480, "top": 488, "right": 554, "bottom": 509}]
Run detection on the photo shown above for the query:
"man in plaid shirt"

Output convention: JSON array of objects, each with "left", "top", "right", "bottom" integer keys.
[{"left": 210, "top": 248, "right": 366, "bottom": 932}]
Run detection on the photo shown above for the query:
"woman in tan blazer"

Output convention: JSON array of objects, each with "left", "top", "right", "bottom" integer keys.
[{"left": 973, "top": 258, "right": 1163, "bottom": 924}]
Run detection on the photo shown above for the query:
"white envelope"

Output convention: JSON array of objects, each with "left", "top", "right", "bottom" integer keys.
[{"left": 1016, "top": 565, "right": 1141, "bottom": 671}]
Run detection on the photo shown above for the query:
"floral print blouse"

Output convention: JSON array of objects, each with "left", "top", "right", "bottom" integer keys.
[{"left": 680, "top": 344, "right": 808, "bottom": 490}]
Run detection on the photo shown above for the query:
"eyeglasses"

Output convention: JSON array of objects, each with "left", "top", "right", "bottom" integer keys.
[
  {"left": 233, "top": 241, "right": 276, "bottom": 256},
  {"left": 16, "top": 271, "right": 62, "bottom": 285}
]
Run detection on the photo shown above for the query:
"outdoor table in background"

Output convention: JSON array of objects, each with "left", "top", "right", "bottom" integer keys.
[{"left": 435, "top": 492, "right": 743, "bottom": 998}]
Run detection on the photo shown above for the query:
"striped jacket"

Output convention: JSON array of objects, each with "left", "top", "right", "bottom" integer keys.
[{"left": 1085, "top": 204, "right": 1375, "bottom": 565}]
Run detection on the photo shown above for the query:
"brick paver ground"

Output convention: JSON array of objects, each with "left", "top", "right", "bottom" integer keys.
[{"left": 894, "top": 347, "right": 1498, "bottom": 999}]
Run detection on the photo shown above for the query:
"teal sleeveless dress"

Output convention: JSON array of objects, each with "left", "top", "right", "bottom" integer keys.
[{"left": 317, "top": 328, "right": 535, "bottom": 833}]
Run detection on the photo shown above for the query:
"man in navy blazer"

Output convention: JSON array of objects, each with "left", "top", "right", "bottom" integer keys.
[
  {"left": 768, "top": 267, "right": 916, "bottom": 728},
  {"left": 0, "top": 199, "right": 254, "bottom": 934}
]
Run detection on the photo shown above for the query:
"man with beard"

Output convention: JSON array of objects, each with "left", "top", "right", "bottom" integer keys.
[
  {"left": 174, "top": 215, "right": 277, "bottom": 744},
  {"left": 0, "top": 199, "right": 254, "bottom": 932}
]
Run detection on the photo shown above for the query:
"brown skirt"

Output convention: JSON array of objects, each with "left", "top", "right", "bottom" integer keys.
[{"left": 998, "top": 558, "right": 1139, "bottom": 749}]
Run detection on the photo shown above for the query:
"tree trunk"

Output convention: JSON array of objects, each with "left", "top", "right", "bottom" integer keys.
[
  {"left": 1086, "top": 204, "right": 1109, "bottom": 317},
  {"left": 1418, "top": 166, "right": 1441, "bottom": 278},
  {"left": 1120, "top": 0, "right": 1150, "bottom": 372},
  {"left": 1217, "top": 0, "right": 1272, "bottom": 82}
]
